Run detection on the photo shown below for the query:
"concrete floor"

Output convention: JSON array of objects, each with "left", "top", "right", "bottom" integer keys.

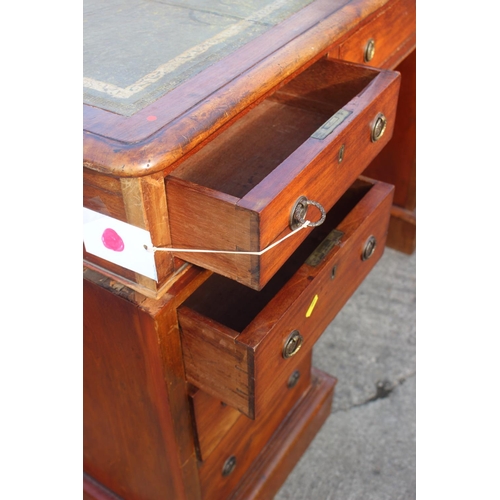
[{"left": 276, "top": 247, "right": 416, "bottom": 500}]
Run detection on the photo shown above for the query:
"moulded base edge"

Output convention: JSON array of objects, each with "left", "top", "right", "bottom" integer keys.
[{"left": 229, "top": 367, "right": 337, "bottom": 500}]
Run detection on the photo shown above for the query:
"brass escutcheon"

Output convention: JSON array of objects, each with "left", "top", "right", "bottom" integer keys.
[
  {"left": 287, "top": 370, "right": 301, "bottom": 388},
  {"left": 331, "top": 264, "right": 337, "bottom": 280},
  {"left": 338, "top": 144, "right": 345, "bottom": 163},
  {"left": 283, "top": 330, "right": 303, "bottom": 359},
  {"left": 364, "top": 38, "right": 376, "bottom": 62},
  {"left": 362, "top": 236, "right": 377, "bottom": 261},
  {"left": 371, "top": 113, "right": 387, "bottom": 142}
]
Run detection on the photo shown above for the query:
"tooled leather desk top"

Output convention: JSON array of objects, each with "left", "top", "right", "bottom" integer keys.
[{"left": 83, "top": 0, "right": 393, "bottom": 177}]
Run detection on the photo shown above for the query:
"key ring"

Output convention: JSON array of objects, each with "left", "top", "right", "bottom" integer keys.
[{"left": 290, "top": 196, "right": 326, "bottom": 230}]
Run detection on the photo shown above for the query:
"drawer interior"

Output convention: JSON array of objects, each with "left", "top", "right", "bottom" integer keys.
[
  {"left": 182, "top": 178, "right": 373, "bottom": 332},
  {"left": 171, "top": 60, "right": 380, "bottom": 198}
]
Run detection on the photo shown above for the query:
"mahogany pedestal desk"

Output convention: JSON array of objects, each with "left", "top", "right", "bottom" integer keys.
[{"left": 83, "top": 0, "right": 416, "bottom": 498}]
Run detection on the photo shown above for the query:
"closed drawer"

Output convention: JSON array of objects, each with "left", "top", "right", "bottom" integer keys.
[
  {"left": 178, "top": 177, "right": 394, "bottom": 419},
  {"left": 198, "top": 354, "right": 314, "bottom": 500},
  {"left": 166, "top": 58, "right": 400, "bottom": 290},
  {"left": 189, "top": 387, "right": 241, "bottom": 463},
  {"left": 191, "top": 352, "right": 312, "bottom": 464},
  {"left": 337, "top": 0, "right": 416, "bottom": 69}
]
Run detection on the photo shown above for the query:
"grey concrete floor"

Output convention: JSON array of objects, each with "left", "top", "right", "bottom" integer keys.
[{"left": 276, "top": 247, "right": 416, "bottom": 500}]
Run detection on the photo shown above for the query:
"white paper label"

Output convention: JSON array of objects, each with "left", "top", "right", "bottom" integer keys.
[{"left": 83, "top": 208, "right": 157, "bottom": 281}]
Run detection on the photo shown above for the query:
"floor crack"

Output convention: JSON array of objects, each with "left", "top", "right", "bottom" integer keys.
[{"left": 333, "top": 371, "right": 416, "bottom": 413}]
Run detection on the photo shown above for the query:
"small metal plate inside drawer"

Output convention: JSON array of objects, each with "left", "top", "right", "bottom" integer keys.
[
  {"left": 305, "top": 229, "right": 344, "bottom": 267},
  {"left": 311, "top": 109, "right": 352, "bottom": 140}
]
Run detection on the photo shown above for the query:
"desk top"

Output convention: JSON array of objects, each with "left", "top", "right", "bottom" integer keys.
[
  {"left": 83, "top": 0, "right": 393, "bottom": 178},
  {"left": 84, "top": 0, "right": 316, "bottom": 116}
]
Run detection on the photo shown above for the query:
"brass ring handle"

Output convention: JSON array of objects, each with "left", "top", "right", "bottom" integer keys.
[
  {"left": 371, "top": 113, "right": 387, "bottom": 142},
  {"left": 290, "top": 196, "right": 326, "bottom": 230},
  {"left": 283, "top": 330, "right": 303, "bottom": 359},
  {"left": 364, "top": 38, "right": 376, "bottom": 62},
  {"left": 362, "top": 236, "right": 377, "bottom": 260}
]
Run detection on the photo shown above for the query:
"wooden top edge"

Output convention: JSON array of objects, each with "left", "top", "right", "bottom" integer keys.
[{"left": 83, "top": 0, "right": 401, "bottom": 178}]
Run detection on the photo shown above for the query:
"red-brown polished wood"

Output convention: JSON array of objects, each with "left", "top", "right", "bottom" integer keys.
[
  {"left": 337, "top": 0, "right": 415, "bottom": 70},
  {"left": 83, "top": 0, "right": 408, "bottom": 178},
  {"left": 230, "top": 369, "right": 337, "bottom": 500},
  {"left": 363, "top": 49, "right": 416, "bottom": 253},
  {"left": 83, "top": 0, "right": 415, "bottom": 295},
  {"left": 191, "top": 352, "right": 312, "bottom": 463},
  {"left": 83, "top": 1, "right": 416, "bottom": 498},
  {"left": 189, "top": 386, "right": 242, "bottom": 462},
  {"left": 197, "top": 355, "right": 313, "bottom": 500},
  {"left": 178, "top": 178, "right": 394, "bottom": 418},
  {"left": 166, "top": 59, "right": 400, "bottom": 289},
  {"left": 83, "top": 266, "right": 210, "bottom": 500}
]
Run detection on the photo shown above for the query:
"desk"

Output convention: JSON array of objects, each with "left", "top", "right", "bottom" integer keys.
[{"left": 83, "top": 1, "right": 415, "bottom": 498}]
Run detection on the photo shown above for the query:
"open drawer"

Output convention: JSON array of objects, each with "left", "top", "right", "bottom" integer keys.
[
  {"left": 166, "top": 58, "right": 400, "bottom": 290},
  {"left": 178, "top": 177, "right": 394, "bottom": 419}
]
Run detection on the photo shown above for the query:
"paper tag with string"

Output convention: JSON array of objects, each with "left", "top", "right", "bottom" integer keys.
[
  {"left": 83, "top": 208, "right": 158, "bottom": 280},
  {"left": 84, "top": 204, "right": 324, "bottom": 281}
]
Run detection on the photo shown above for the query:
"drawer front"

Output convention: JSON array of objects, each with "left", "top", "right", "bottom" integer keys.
[
  {"left": 338, "top": 0, "right": 416, "bottom": 69},
  {"left": 198, "top": 354, "right": 313, "bottom": 500},
  {"left": 190, "top": 388, "right": 241, "bottom": 462},
  {"left": 166, "top": 58, "right": 400, "bottom": 290},
  {"left": 179, "top": 178, "right": 394, "bottom": 419}
]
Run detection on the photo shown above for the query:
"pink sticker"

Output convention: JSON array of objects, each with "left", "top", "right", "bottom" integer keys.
[
  {"left": 101, "top": 228, "right": 125, "bottom": 252},
  {"left": 146, "top": 115, "right": 157, "bottom": 121}
]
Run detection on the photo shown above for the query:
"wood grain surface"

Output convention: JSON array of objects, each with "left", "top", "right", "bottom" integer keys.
[
  {"left": 189, "top": 386, "right": 242, "bottom": 462},
  {"left": 83, "top": 266, "right": 209, "bottom": 500},
  {"left": 230, "top": 368, "right": 337, "bottom": 500},
  {"left": 197, "top": 355, "right": 314, "bottom": 500},
  {"left": 166, "top": 59, "right": 400, "bottom": 289},
  {"left": 83, "top": 1, "right": 416, "bottom": 498},
  {"left": 83, "top": 0, "right": 411, "bottom": 177},
  {"left": 178, "top": 178, "right": 394, "bottom": 418},
  {"left": 82, "top": 0, "right": 415, "bottom": 292},
  {"left": 363, "top": 48, "right": 416, "bottom": 253}
]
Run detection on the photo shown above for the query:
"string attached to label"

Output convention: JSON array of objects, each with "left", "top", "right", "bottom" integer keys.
[{"left": 145, "top": 221, "right": 312, "bottom": 256}]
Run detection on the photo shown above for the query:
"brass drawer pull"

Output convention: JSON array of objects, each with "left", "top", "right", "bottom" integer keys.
[
  {"left": 362, "top": 236, "right": 377, "bottom": 260},
  {"left": 364, "top": 38, "right": 376, "bottom": 62},
  {"left": 283, "top": 330, "right": 303, "bottom": 359},
  {"left": 371, "top": 113, "right": 387, "bottom": 142},
  {"left": 222, "top": 455, "right": 237, "bottom": 476},
  {"left": 290, "top": 196, "right": 326, "bottom": 230}
]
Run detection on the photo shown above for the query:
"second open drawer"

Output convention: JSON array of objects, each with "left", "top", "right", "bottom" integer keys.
[
  {"left": 178, "top": 177, "right": 394, "bottom": 419},
  {"left": 166, "top": 58, "right": 400, "bottom": 290}
]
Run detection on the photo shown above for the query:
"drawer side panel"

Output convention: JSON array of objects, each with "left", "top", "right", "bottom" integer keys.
[{"left": 179, "top": 307, "right": 255, "bottom": 418}]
